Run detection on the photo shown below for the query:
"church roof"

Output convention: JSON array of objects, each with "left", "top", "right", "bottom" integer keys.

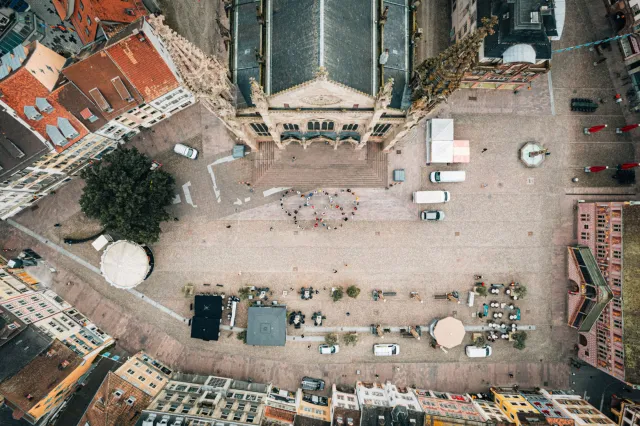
[{"left": 233, "top": 0, "right": 410, "bottom": 109}]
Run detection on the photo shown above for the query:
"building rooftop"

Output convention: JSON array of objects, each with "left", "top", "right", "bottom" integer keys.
[
  {"left": 360, "top": 405, "right": 392, "bottom": 426},
  {"left": 622, "top": 204, "right": 640, "bottom": 385},
  {"left": 191, "top": 295, "right": 223, "bottom": 342},
  {"left": 332, "top": 406, "right": 361, "bottom": 426},
  {"left": 294, "top": 416, "right": 331, "bottom": 426},
  {"left": 105, "top": 23, "right": 179, "bottom": 102},
  {"left": 61, "top": 49, "right": 144, "bottom": 121},
  {"left": 567, "top": 246, "right": 613, "bottom": 332},
  {"left": 90, "top": 0, "right": 147, "bottom": 23},
  {"left": 233, "top": 0, "right": 410, "bottom": 109},
  {"left": 0, "top": 322, "right": 52, "bottom": 383},
  {"left": 79, "top": 371, "right": 151, "bottom": 426},
  {"left": 0, "top": 339, "right": 83, "bottom": 413},
  {"left": 0, "top": 106, "right": 50, "bottom": 182},
  {"left": 246, "top": 305, "right": 287, "bottom": 346},
  {"left": 53, "top": 357, "right": 121, "bottom": 426},
  {"left": 477, "top": 0, "right": 556, "bottom": 61},
  {"left": 0, "top": 67, "right": 88, "bottom": 152},
  {"left": 56, "top": 83, "right": 109, "bottom": 133}
]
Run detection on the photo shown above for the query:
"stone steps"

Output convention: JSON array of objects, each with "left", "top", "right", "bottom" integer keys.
[{"left": 251, "top": 142, "right": 277, "bottom": 183}]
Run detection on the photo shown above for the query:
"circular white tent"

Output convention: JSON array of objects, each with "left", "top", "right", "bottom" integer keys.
[{"left": 100, "top": 240, "right": 150, "bottom": 289}]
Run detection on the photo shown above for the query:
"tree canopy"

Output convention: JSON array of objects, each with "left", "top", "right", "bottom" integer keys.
[{"left": 79, "top": 148, "right": 175, "bottom": 244}]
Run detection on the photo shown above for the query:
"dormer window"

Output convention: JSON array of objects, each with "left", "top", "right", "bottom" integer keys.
[
  {"left": 46, "top": 125, "right": 66, "bottom": 146},
  {"left": 80, "top": 108, "right": 99, "bottom": 123},
  {"left": 24, "top": 106, "right": 42, "bottom": 121},
  {"left": 35, "top": 97, "right": 54, "bottom": 114},
  {"left": 111, "top": 77, "right": 134, "bottom": 102},
  {"left": 89, "top": 88, "right": 113, "bottom": 112},
  {"left": 126, "top": 396, "right": 136, "bottom": 405},
  {"left": 57, "top": 118, "right": 79, "bottom": 139},
  {"left": 114, "top": 389, "right": 123, "bottom": 398}
]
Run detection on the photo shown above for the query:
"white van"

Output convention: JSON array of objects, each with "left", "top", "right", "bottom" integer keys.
[
  {"left": 413, "top": 191, "right": 450, "bottom": 204},
  {"left": 465, "top": 345, "right": 492, "bottom": 358},
  {"left": 373, "top": 343, "right": 400, "bottom": 356},
  {"left": 430, "top": 171, "right": 466, "bottom": 183}
]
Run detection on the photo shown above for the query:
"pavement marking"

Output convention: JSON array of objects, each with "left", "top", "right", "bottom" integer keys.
[
  {"left": 244, "top": 197, "right": 251, "bottom": 202},
  {"left": 263, "top": 187, "right": 291, "bottom": 197},
  {"left": 548, "top": 71, "right": 556, "bottom": 116},
  {"left": 233, "top": 198, "right": 243, "bottom": 205},
  {"left": 212, "top": 155, "right": 236, "bottom": 166},
  {"left": 6, "top": 219, "right": 189, "bottom": 324},
  {"left": 206, "top": 163, "right": 222, "bottom": 203},
  {"left": 171, "top": 194, "right": 182, "bottom": 204},
  {"left": 182, "top": 181, "right": 197, "bottom": 208}
]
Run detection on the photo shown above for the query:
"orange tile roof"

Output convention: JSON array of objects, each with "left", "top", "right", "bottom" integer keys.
[
  {"left": 265, "top": 406, "right": 296, "bottom": 423},
  {"left": 106, "top": 34, "right": 179, "bottom": 102},
  {"left": 91, "top": 0, "right": 147, "bottom": 23},
  {"left": 51, "top": 0, "right": 70, "bottom": 21},
  {"left": 0, "top": 69, "right": 88, "bottom": 152},
  {"left": 79, "top": 372, "right": 151, "bottom": 426}
]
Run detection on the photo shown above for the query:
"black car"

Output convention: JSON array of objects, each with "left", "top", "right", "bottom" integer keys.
[{"left": 301, "top": 376, "right": 325, "bottom": 391}]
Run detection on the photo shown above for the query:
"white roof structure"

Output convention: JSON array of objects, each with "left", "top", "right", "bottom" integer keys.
[
  {"left": 429, "top": 119, "right": 454, "bottom": 141},
  {"left": 100, "top": 240, "right": 150, "bottom": 289},
  {"left": 503, "top": 44, "right": 537, "bottom": 64}
]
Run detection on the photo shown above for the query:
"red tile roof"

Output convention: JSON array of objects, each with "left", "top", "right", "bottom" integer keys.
[
  {"left": 91, "top": 0, "right": 147, "bottom": 23},
  {"left": 106, "top": 34, "right": 179, "bottom": 102},
  {"left": 62, "top": 51, "right": 144, "bottom": 121},
  {"left": 67, "top": 0, "right": 147, "bottom": 45},
  {"left": 0, "top": 68, "right": 88, "bottom": 152}
]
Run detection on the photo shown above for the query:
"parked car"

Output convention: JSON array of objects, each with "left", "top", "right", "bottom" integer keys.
[
  {"left": 301, "top": 376, "right": 325, "bottom": 391},
  {"left": 421, "top": 210, "right": 445, "bottom": 221},
  {"left": 173, "top": 143, "right": 198, "bottom": 159},
  {"left": 318, "top": 344, "right": 339, "bottom": 354},
  {"left": 430, "top": 171, "right": 466, "bottom": 183},
  {"left": 413, "top": 191, "right": 450, "bottom": 203},
  {"left": 373, "top": 343, "right": 400, "bottom": 356},
  {"left": 465, "top": 345, "right": 492, "bottom": 358}
]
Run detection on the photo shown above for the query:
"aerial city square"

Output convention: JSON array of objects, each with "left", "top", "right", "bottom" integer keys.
[{"left": 0, "top": 0, "right": 639, "bottom": 425}]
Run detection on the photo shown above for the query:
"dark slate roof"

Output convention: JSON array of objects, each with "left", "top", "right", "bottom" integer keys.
[
  {"left": 270, "top": 0, "right": 320, "bottom": 95},
  {"left": 622, "top": 204, "right": 640, "bottom": 385},
  {"left": 246, "top": 306, "right": 286, "bottom": 346},
  {"left": 390, "top": 405, "right": 425, "bottom": 426},
  {"left": 53, "top": 357, "right": 120, "bottom": 426},
  {"left": 194, "top": 295, "right": 223, "bottom": 319},
  {"left": 477, "top": 0, "right": 555, "bottom": 61},
  {"left": 361, "top": 405, "right": 392, "bottom": 426},
  {"left": 234, "top": 0, "right": 409, "bottom": 107},
  {"left": 56, "top": 83, "right": 109, "bottom": 133},
  {"left": 324, "top": 0, "right": 374, "bottom": 95},
  {"left": 382, "top": 0, "right": 410, "bottom": 109},
  {"left": 0, "top": 108, "right": 50, "bottom": 182},
  {"left": 190, "top": 317, "right": 221, "bottom": 341},
  {"left": 234, "top": 0, "right": 262, "bottom": 107},
  {"left": 0, "top": 324, "right": 52, "bottom": 383}
]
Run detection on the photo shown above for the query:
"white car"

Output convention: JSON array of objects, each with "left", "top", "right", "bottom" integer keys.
[
  {"left": 421, "top": 210, "right": 445, "bottom": 221},
  {"left": 465, "top": 345, "right": 492, "bottom": 358},
  {"left": 319, "top": 344, "right": 339, "bottom": 354},
  {"left": 173, "top": 143, "right": 198, "bottom": 159}
]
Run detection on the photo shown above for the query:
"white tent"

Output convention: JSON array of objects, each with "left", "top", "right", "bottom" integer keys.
[{"left": 100, "top": 241, "right": 150, "bottom": 289}]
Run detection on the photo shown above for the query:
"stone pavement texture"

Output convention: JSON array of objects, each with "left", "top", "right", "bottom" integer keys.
[{"left": 2, "top": 0, "right": 640, "bottom": 395}]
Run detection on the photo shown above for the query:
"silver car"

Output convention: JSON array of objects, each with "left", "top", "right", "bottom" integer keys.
[
  {"left": 421, "top": 210, "right": 445, "bottom": 221},
  {"left": 173, "top": 143, "right": 198, "bottom": 159}
]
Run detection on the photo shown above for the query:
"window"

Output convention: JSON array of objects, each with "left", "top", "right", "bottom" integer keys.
[
  {"left": 342, "top": 124, "right": 359, "bottom": 131},
  {"left": 613, "top": 250, "right": 621, "bottom": 259},
  {"left": 307, "top": 120, "right": 334, "bottom": 131},
  {"left": 127, "top": 369, "right": 134, "bottom": 375},
  {"left": 250, "top": 123, "right": 270, "bottom": 136},
  {"left": 613, "top": 223, "right": 621, "bottom": 232},
  {"left": 79, "top": 0, "right": 84, "bottom": 10},
  {"left": 150, "top": 382, "right": 157, "bottom": 388},
  {"left": 372, "top": 123, "right": 391, "bottom": 137},
  {"left": 76, "top": 11, "right": 81, "bottom": 21},
  {"left": 581, "top": 232, "right": 590, "bottom": 240},
  {"left": 138, "top": 376, "right": 146, "bottom": 382},
  {"left": 87, "top": 16, "right": 91, "bottom": 27},
  {"left": 283, "top": 123, "right": 299, "bottom": 131}
]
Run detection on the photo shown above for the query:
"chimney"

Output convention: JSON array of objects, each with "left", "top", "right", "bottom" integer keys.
[
  {"left": 378, "top": 415, "right": 385, "bottom": 426},
  {"left": 125, "top": 8, "right": 135, "bottom": 16}
]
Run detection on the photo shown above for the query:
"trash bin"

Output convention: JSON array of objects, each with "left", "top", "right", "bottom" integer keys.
[
  {"left": 393, "top": 169, "right": 405, "bottom": 182},
  {"left": 232, "top": 144, "right": 246, "bottom": 159}
]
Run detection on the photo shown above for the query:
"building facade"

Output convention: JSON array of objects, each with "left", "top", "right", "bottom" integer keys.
[
  {"left": 538, "top": 389, "right": 616, "bottom": 425},
  {"left": 569, "top": 202, "right": 640, "bottom": 387},
  {"left": 472, "top": 397, "right": 513, "bottom": 424},
  {"left": 0, "top": 289, "right": 70, "bottom": 324},
  {"left": 455, "top": 0, "right": 563, "bottom": 90},
  {"left": 415, "top": 389, "right": 488, "bottom": 424},
  {"left": 140, "top": 374, "right": 269, "bottom": 425},
  {"left": 114, "top": 351, "right": 173, "bottom": 397},
  {"left": 264, "top": 386, "right": 298, "bottom": 425},
  {"left": 296, "top": 389, "right": 331, "bottom": 424},
  {"left": 491, "top": 387, "right": 543, "bottom": 425},
  {"left": 0, "top": 267, "right": 30, "bottom": 301},
  {"left": 612, "top": 398, "right": 640, "bottom": 426},
  {"left": 330, "top": 385, "right": 360, "bottom": 426}
]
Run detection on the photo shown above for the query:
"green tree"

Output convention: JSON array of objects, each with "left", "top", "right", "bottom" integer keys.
[
  {"left": 237, "top": 330, "right": 247, "bottom": 343},
  {"left": 325, "top": 333, "right": 338, "bottom": 346},
  {"left": 346, "top": 285, "right": 361, "bottom": 298},
  {"left": 238, "top": 287, "right": 252, "bottom": 300},
  {"left": 343, "top": 333, "right": 358, "bottom": 346},
  {"left": 513, "top": 285, "right": 527, "bottom": 299},
  {"left": 79, "top": 148, "right": 175, "bottom": 243},
  {"left": 332, "top": 287, "right": 344, "bottom": 302},
  {"left": 474, "top": 335, "right": 486, "bottom": 347},
  {"left": 512, "top": 331, "right": 527, "bottom": 350},
  {"left": 476, "top": 286, "right": 488, "bottom": 297}
]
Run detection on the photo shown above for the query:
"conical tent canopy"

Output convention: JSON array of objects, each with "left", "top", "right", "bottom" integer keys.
[{"left": 433, "top": 316, "right": 465, "bottom": 349}]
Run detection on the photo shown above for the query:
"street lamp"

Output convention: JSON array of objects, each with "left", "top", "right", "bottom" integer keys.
[{"left": 599, "top": 381, "right": 620, "bottom": 412}]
